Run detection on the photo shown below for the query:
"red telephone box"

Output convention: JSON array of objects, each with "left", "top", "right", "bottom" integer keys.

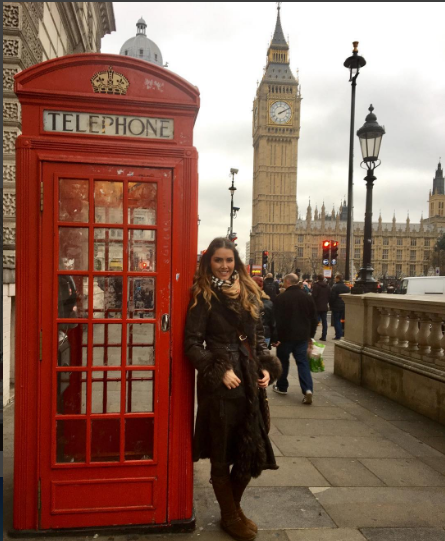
[{"left": 14, "top": 54, "right": 199, "bottom": 533}]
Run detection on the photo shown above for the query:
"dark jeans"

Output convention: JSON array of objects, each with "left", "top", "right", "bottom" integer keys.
[
  {"left": 317, "top": 311, "right": 328, "bottom": 339},
  {"left": 276, "top": 340, "right": 313, "bottom": 394},
  {"left": 332, "top": 310, "right": 344, "bottom": 339}
]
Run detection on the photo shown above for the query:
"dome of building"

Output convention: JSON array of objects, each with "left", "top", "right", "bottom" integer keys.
[{"left": 119, "top": 17, "right": 163, "bottom": 67}]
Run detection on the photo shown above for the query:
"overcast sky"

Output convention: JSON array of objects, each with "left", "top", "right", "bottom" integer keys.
[{"left": 102, "top": 2, "right": 445, "bottom": 259}]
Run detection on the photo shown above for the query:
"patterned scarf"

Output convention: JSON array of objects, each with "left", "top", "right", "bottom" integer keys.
[{"left": 211, "top": 270, "right": 240, "bottom": 298}]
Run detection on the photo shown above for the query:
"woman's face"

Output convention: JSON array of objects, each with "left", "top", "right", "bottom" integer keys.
[{"left": 210, "top": 247, "right": 235, "bottom": 281}]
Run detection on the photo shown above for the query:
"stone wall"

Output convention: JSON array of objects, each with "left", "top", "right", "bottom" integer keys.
[{"left": 334, "top": 293, "right": 445, "bottom": 425}]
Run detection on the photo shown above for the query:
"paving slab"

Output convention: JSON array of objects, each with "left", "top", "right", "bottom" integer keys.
[
  {"left": 348, "top": 398, "right": 428, "bottom": 422},
  {"left": 195, "top": 486, "right": 335, "bottom": 530},
  {"left": 312, "top": 487, "right": 445, "bottom": 528},
  {"left": 193, "top": 457, "right": 331, "bottom": 489},
  {"left": 286, "top": 529, "right": 367, "bottom": 540},
  {"left": 317, "top": 392, "right": 356, "bottom": 405},
  {"left": 422, "top": 437, "right": 445, "bottom": 454},
  {"left": 360, "top": 527, "right": 445, "bottom": 541},
  {"left": 268, "top": 392, "right": 336, "bottom": 408},
  {"left": 249, "top": 457, "right": 330, "bottom": 487},
  {"left": 274, "top": 419, "right": 378, "bottom": 438},
  {"left": 419, "top": 455, "right": 445, "bottom": 475},
  {"left": 392, "top": 420, "right": 445, "bottom": 440},
  {"left": 360, "top": 458, "right": 445, "bottom": 486},
  {"left": 309, "top": 458, "right": 384, "bottom": 487},
  {"left": 270, "top": 406, "right": 356, "bottom": 420},
  {"left": 271, "top": 435, "right": 413, "bottom": 458},
  {"left": 372, "top": 425, "right": 445, "bottom": 458}
]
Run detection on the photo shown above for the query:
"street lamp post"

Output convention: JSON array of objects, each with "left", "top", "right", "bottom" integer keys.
[
  {"left": 344, "top": 42, "right": 366, "bottom": 283},
  {"left": 228, "top": 168, "right": 239, "bottom": 242},
  {"left": 353, "top": 105, "right": 386, "bottom": 294}
]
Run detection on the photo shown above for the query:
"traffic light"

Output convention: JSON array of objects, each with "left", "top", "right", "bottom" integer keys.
[
  {"left": 262, "top": 250, "right": 269, "bottom": 268},
  {"left": 331, "top": 240, "right": 339, "bottom": 265},
  {"left": 322, "top": 240, "right": 331, "bottom": 265}
]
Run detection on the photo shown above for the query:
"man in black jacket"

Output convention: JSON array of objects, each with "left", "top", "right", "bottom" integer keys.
[
  {"left": 311, "top": 274, "right": 331, "bottom": 341},
  {"left": 263, "top": 273, "right": 279, "bottom": 303},
  {"left": 329, "top": 273, "right": 350, "bottom": 340},
  {"left": 273, "top": 273, "right": 318, "bottom": 404}
]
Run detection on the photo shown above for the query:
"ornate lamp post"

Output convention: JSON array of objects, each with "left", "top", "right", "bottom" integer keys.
[
  {"left": 344, "top": 42, "right": 366, "bottom": 283},
  {"left": 228, "top": 168, "right": 239, "bottom": 241},
  {"left": 353, "top": 105, "right": 385, "bottom": 293}
]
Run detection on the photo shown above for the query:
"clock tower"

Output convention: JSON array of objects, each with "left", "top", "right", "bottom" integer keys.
[{"left": 250, "top": 5, "right": 301, "bottom": 273}]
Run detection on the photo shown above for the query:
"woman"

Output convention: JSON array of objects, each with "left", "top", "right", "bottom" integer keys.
[{"left": 185, "top": 238, "right": 281, "bottom": 541}]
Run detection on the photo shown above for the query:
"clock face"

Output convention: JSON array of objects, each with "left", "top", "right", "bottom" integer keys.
[{"left": 269, "top": 101, "right": 292, "bottom": 124}]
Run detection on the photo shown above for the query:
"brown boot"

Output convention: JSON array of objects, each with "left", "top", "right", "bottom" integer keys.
[
  {"left": 230, "top": 476, "right": 258, "bottom": 534},
  {"left": 211, "top": 475, "right": 256, "bottom": 541}
]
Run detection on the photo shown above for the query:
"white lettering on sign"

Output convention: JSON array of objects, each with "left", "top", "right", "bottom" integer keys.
[{"left": 43, "top": 110, "right": 174, "bottom": 140}]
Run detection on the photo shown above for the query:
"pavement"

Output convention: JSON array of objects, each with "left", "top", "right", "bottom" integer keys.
[{"left": 3, "top": 321, "right": 445, "bottom": 540}]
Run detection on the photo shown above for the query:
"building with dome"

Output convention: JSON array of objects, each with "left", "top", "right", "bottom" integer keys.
[{"left": 119, "top": 18, "right": 164, "bottom": 67}]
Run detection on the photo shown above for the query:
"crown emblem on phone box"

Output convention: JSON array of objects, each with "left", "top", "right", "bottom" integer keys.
[{"left": 91, "top": 67, "right": 130, "bottom": 95}]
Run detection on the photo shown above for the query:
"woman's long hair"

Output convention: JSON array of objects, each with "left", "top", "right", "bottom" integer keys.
[{"left": 190, "top": 237, "right": 261, "bottom": 318}]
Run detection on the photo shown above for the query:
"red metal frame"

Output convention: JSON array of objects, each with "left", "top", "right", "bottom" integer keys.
[{"left": 14, "top": 54, "right": 199, "bottom": 532}]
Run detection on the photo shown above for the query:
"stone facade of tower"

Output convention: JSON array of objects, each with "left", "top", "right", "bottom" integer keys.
[
  {"left": 249, "top": 7, "right": 301, "bottom": 273},
  {"left": 426, "top": 161, "right": 445, "bottom": 227}
]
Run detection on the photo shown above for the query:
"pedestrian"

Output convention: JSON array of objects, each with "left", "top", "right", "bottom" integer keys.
[
  {"left": 312, "top": 274, "right": 331, "bottom": 341},
  {"left": 303, "top": 278, "right": 312, "bottom": 294},
  {"left": 252, "top": 276, "right": 277, "bottom": 349},
  {"left": 272, "top": 273, "right": 318, "bottom": 404},
  {"left": 263, "top": 272, "right": 279, "bottom": 302},
  {"left": 184, "top": 237, "right": 282, "bottom": 541},
  {"left": 329, "top": 273, "right": 350, "bottom": 340}
]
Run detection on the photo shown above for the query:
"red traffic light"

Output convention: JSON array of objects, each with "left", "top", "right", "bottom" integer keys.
[
  {"left": 332, "top": 241, "right": 339, "bottom": 248},
  {"left": 323, "top": 240, "right": 330, "bottom": 248},
  {"left": 264, "top": 251, "right": 269, "bottom": 256}
]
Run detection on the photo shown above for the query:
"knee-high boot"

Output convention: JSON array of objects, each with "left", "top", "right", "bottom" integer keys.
[
  {"left": 230, "top": 473, "right": 258, "bottom": 533},
  {"left": 211, "top": 475, "right": 256, "bottom": 541}
]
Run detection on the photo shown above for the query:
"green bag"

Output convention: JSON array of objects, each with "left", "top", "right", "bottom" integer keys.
[{"left": 308, "top": 340, "right": 326, "bottom": 373}]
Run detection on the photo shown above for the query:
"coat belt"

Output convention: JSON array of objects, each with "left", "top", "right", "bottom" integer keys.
[{"left": 207, "top": 343, "right": 240, "bottom": 352}]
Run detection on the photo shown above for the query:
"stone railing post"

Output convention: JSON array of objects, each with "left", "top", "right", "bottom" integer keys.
[
  {"left": 387, "top": 309, "right": 400, "bottom": 347},
  {"left": 406, "top": 311, "right": 419, "bottom": 352},
  {"left": 427, "top": 315, "right": 444, "bottom": 360},
  {"left": 396, "top": 310, "right": 410, "bottom": 349},
  {"left": 376, "top": 308, "right": 390, "bottom": 347},
  {"left": 417, "top": 313, "right": 431, "bottom": 358}
]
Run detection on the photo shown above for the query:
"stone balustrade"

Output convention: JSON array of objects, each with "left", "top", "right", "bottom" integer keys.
[{"left": 334, "top": 293, "right": 445, "bottom": 424}]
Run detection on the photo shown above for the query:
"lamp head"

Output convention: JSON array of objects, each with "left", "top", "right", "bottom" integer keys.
[
  {"left": 357, "top": 105, "right": 386, "bottom": 164},
  {"left": 230, "top": 168, "right": 239, "bottom": 175},
  {"left": 344, "top": 41, "right": 366, "bottom": 81}
]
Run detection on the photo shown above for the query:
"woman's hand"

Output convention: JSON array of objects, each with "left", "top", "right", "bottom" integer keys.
[
  {"left": 223, "top": 369, "right": 241, "bottom": 389},
  {"left": 258, "top": 369, "right": 270, "bottom": 388}
]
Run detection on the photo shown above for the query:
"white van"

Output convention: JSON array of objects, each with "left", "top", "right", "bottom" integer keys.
[{"left": 400, "top": 276, "right": 445, "bottom": 295}]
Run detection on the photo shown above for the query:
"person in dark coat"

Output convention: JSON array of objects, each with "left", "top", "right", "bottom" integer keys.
[
  {"left": 263, "top": 273, "right": 279, "bottom": 302},
  {"left": 184, "top": 238, "right": 282, "bottom": 541},
  {"left": 311, "top": 274, "right": 331, "bottom": 341},
  {"left": 273, "top": 273, "right": 318, "bottom": 404},
  {"left": 252, "top": 276, "right": 277, "bottom": 348},
  {"left": 329, "top": 273, "right": 350, "bottom": 340}
]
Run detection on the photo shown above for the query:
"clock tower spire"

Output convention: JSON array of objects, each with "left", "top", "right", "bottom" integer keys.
[{"left": 250, "top": 4, "right": 301, "bottom": 274}]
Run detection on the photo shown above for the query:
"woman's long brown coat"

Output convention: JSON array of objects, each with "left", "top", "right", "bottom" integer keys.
[{"left": 184, "top": 289, "right": 282, "bottom": 479}]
